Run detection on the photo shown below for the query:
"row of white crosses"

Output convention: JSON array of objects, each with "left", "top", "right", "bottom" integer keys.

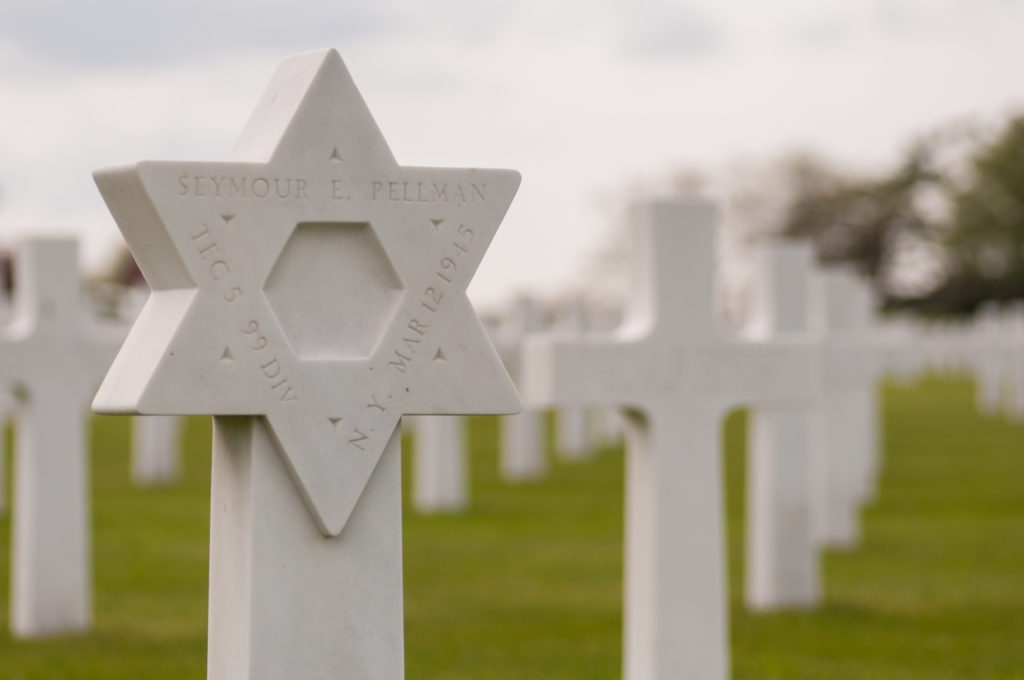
[
  {"left": 408, "top": 296, "right": 601, "bottom": 515},
  {"left": 523, "top": 203, "right": 886, "bottom": 679},
  {"left": 973, "top": 304, "right": 1024, "bottom": 420},
  {"left": 525, "top": 203, "right": 823, "bottom": 679},
  {"left": 7, "top": 48, "right": 885, "bottom": 679},
  {"left": 11, "top": 40, "right": 1024, "bottom": 680},
  {"left": 878, "top": 303, "right": 1024, "bottom": 422}
]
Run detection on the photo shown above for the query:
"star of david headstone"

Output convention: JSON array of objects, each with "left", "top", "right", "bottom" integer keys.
[
  {"left": 93, "top": 48, "right": 521, "bottom": 537},
  {"left": 93, "top": 49, "right": 520, "bottom": 677}
]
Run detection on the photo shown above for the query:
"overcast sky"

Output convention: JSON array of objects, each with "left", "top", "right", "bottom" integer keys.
[{"left": 1, "top": 0, "right": 1022, "bottom": 309}]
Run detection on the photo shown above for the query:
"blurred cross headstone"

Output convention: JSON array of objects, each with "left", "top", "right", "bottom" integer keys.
[
  {"left": 813, "top": 269, "right": 879, "bottom": 549},
  {"left": 0, "top": 238, "right": 124, "bottom": 637},
  {"left": 410, "top": 415, "right": 467, "bottom": 513},
  {"left": 744, "top": 241, "right": 821, "bottom": 610}
]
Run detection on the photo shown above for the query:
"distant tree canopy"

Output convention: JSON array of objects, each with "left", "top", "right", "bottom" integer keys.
[
  {"left": 937, "top": 118, "right": 1024, "bottom": 312},
  {"left": 767, "top": 115, "right": 1024, "bottom": 316}
]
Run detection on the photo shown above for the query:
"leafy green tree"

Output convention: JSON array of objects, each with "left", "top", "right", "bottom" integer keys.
[
  {"left": 775, "top": 144, "right": 944, "bottom": 289},
  {"left": 930, "top": 117, "right": 1024, "bottom": 312}
]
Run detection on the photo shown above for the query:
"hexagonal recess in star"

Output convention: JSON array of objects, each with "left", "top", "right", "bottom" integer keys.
[{"left": 265, "top": 222, "right": 404, "bottom": 359}]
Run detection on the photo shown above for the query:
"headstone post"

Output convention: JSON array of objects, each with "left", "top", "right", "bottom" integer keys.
[
  {"left": 586, "top": 303, "right": 625, "bottom": 447},
  {"left": 812, "top": 269, "right": 878, "bottom": 549},
  {"left": 552, "top": 298, "right": 592, "bottom": 461},
  {"left": 495, "top": 295, "right": 547, "bottom": 481},
  {"left": 744, "top": 241, "right": 820, "bottom": 610},
  {"left": 0, "top": 290, "right": 11, "bottom": 516},
  {"left": 93, "top": 49, "right": 519, "bottom": 678},
  {"left": 0, "top": 238, "right": 124, "bottom": 637},
  {"left": 132, "top": 416, "right": 183, "bottom": 484},
  {"left": 970, "top": 306, "right": 1001, "bottom": 416},
  {"left": 1007, "top": 305, "right": 1024, "bottom": 422},
  {"left": 0, "top": 389, "right": 13, "bottom": 516},
  {"left": 410, "top": 415, "right": 467, "bottom": 512},
  {"left": 523, "top": 201, "right": 817, "bottom": 680}
]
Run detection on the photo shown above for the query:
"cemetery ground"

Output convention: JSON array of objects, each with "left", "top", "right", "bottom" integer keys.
[{"left": 0, "top": 378, "right": 1022, "bottom": 679}]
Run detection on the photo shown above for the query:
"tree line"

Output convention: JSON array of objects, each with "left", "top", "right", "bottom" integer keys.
[{"left": 769, "top": 115, "right": 1024, "bottom": 317}]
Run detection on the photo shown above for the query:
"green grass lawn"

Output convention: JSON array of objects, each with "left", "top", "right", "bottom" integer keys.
[{"left": 0, "top": 377, "right": 1022, "bottom": 678}]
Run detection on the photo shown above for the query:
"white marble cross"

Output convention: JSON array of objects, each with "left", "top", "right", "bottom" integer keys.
[
  {"left": 494, "top": 295, "right": 548, "bottom": 481},
  {"left": 523, "top": 201, "right": 818, "bottom": 680},
  {"left": 0, "top": 238, "right": 125, "bottom": 637},
  {"left": 812, "top": 268, "right": 879, "bottom": 549},
  {"left": 93, "top": 49, "right": 519, "bottom": 678},
  {"left": 744, "top": 241, "right": 821, "bottom": 610}
]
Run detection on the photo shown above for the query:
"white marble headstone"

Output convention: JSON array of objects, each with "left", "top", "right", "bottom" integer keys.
[
  {"left": 410, "top": 414, "right": 467, "bottom": 513},
  {"left": 1005, "top": 304, "right": 1024, "bottom": 422},
  {"left": 0, "top": 238, "right": 125, "bottom": 637},
  {"left": 812, "top": 268, "right": 879, "bottom": 549},
  {"left": 0, "top": 285, "right": 13, "bottom": 516},
  {"left": 523, "top": 201, "right": 818, "bottom": 680},
  {"left": 493, "top": 295, "right": 548, "bottom": 481},
  {"left": 551, "top": 299, "right": 592, "bottom": 461},
  {"left": 744, "top": 241, "right": 821, "bottom": 610},
  {"left": 92, "top": 48, "right": 519, "bottom": 678}
]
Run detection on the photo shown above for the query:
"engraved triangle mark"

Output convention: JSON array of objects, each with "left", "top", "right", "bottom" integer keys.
[
  {"left": 328, "top": 417, "right": 343, "bottom": 430},
  {"left": 220, "top": 346, "right": 235, "bottom": 362},
  {"left": 430, "top": 219, "right": 444, "bottom": 230},
  {"left": 329, "top": 147, "right": 343, "bottom": 163},
  {"left": 433, "top": 347, "right": 447, "bottom": 362},
  {"left": 221, "top": 214, "right": 235, "bottom": 225}
]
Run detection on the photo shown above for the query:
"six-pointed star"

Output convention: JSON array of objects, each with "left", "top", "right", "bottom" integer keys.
[{"left": 93, "top": 49, "right": 521, "bottom": 536}]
